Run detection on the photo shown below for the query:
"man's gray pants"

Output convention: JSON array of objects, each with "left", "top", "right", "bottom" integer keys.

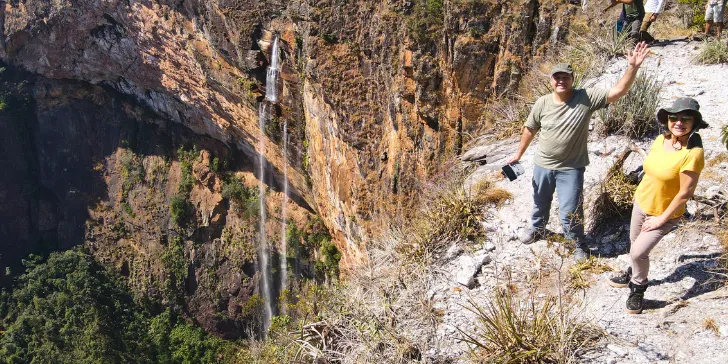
[{"left": 531, "top": 165, "right": 585, "bottom": 242}]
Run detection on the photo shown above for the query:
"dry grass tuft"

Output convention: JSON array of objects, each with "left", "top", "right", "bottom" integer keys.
[
  {"left": 459, "top": 287, "right": 602, "bottom": 363},
  {"left": 568, "top": 256, "right": 613, "bottom": 290},
  {"left": 694, "top": 40, "right": 728, "bottom": 64},
  {"left": 271, "top": 244, "right": 439, "bottom": 363},
  {"left": 703, "top": 317, "right": 719, "bottom": 335},
  {"left": 396, "top": 165, "right": 501, "bottom": 260},
  {"left": 475, "top": 179, "right": 513, "bottom": 207},
  {"left": 485, "top": 96, "right": 531, "bottom": 139}
]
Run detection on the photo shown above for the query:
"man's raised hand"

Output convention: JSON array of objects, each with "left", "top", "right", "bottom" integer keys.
[{"left": 627, "top": 41, "right": 650, "bottom": 67}]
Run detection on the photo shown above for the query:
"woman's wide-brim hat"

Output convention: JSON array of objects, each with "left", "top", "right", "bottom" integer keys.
[{"left": 656, "top": 97, "right": 709, "bottom": 130}]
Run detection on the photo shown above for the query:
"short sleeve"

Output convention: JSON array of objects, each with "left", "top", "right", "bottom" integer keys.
[
  {"left": 680, "top": 148, "right": 705, "bottom": 174},
  {"left": 525, "top": 97, "right": 544, "bottom": 131},
  {"left": 648, "top": 135, "right": 664, "bottom": 152},
  {"left": 586, "top": 88, "right": 609, "bottom": 111}
]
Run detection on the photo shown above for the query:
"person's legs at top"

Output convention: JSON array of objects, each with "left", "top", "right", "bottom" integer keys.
[
  {"left": 706, "top": 4, "right": 716, "bottom": 36},
  {"left": 628, "top": 18, "right": 642, "bottom": 42},
  {"left": 640, "top": 12, "right": 654, "bottom": 32},
  {"left": 522, "top": 165, "right": 556, "bottom": 243},
  {"left": 718, "top": 23, "right": 723, "bottom": 39},
  {"left": 639, "top": 12, "right": 656, "bottom": 42},
  {"left": 718, "top": 3, "right": 725, "bottom": 39}
]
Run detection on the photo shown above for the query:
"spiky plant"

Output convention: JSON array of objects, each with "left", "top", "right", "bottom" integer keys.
[
  {"left": 694, "top": 39, "right": 728, "bottom": 64},
  {"left": 597, "top": 71, "right": 662, "bottom": 138},
  {"left": 459, "top": 287, "right": 601, "bottom": 363}
]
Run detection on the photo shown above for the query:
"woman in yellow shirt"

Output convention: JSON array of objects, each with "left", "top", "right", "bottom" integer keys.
[{"left": 608, "top": 97, "right": 707, "bottom": 314}]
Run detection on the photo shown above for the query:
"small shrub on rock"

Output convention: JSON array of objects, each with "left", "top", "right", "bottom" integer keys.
[
  {"left": 221, "top": 177, "right": 259, "bottom": 219},
  {"left": 169, "top": 194, "right": 192, "bottom": 227}
]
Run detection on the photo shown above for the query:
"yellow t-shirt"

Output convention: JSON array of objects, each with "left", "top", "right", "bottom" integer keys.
[{"left": 634, "top": 134, "right": 704, "bottom": 219}]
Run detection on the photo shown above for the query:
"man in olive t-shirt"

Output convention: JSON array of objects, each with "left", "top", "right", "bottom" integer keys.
[{"left": 507, "top": 42, "right": 651, "bottom": 260}]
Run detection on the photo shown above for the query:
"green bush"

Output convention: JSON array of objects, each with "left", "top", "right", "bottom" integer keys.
[
  {"left": 316, "top": 239, "right": 341, "bottom": 280},
  {"left": 303, "top": 215, "right": 331, "bottom": 248},
  {"left": 168, "top": 146, "right": 200, "bottom": 227},
  {"left": 407, "top": 0, "right": 445, "bottom": 45},
  {"left": 177, "top": 146, "right": 198, "bottom": 196},
  {"left": 721, "top": 124, "right": 728, "bottom": 150},
  {"left": 597, "top": 71, "right": 662, "bottom": 138},
  {"left": 321, "top": 32, "right": 338, "bottom": 43},
  {"left": 120, "top": 149, "right": 146, "bottom": 200},
  {"left": 677, "top": 0, "right": 706, "bottom": 28},
  {"left": 161, "top": 235, "right": 187, "bottom": 297},
  {"left": 286, "top": 220, "right": 301, "bottom": 257},
  {"left": 170, "top": 194, "right": 192, "bottom": 227},
  {"left": 221, "top": 177, "right": 259, "bottom": 219},
  {"left": 694, "top": 39, "right": 728, "bottom": 64}
]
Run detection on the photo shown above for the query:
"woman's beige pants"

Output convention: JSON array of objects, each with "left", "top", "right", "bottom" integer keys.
[{"left": 629, "top": 202, "right": 680, "bottom": 285}]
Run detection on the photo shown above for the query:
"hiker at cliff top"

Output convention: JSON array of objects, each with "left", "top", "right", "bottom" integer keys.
[
  {"left": 608, "top": 97, "right": 707, "bottom": 314},
  {"left": 507, "top": 42, "right": 651, "bottom": 260},
  {"left": 639, "top": 0, "right": 667, "bottom": 42},
  {"left": 705, "top": 0, "right": 725, "bottom": 40},
  {"left": 615, "top": 0, "right": 646, "bottom": 41}
]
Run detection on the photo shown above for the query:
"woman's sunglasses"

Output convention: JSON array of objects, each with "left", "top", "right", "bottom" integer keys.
[{"left": 667, "top": 114, "right": 695, "bottom": 123}]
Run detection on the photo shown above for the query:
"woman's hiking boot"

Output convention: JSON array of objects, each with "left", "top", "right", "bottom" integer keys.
[
  {"left": 608, "top": 267, "right": 632, "bottom": 288},
  {"left": 626, "top": 282, "right": 648, "bottom": 314}
]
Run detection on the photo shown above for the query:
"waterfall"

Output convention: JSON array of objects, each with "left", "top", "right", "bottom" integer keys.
[
  {"left": 265, "top": 37, "right": 280, "bottom": 103},
  {"left": 280, "top": 120, "right": 288, "bottom": 303},
  {"left": 257, "top": 35, "right": 281, "bottom": 334},
  {"left": 257, "top": 103, "right": 273, "bottom": 333}
]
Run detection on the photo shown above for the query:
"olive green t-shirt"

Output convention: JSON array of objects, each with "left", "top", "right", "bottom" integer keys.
[
  {"left": 624, "top": 0, "right": 645, "bottom": 21},
  {"left": 525, "top": 88, "right": 609, "bottom": 170}
]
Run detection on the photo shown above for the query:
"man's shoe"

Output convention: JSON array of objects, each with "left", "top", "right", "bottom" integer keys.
[
  {"left": 626, "top": 281, "right": 648, "bottom": 314},
  {"left": 519, "top": 227, "right": 540, "bottom": 244},
  {"left": 608, "top": 267, "right": 632, "bottom": 288}
]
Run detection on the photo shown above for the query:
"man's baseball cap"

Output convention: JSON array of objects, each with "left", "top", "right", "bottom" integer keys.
[{"left": 550, "top": 63, "right": 573, "bottom": 77}]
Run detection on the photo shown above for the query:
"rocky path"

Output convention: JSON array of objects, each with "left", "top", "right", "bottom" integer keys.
[{"left": 428, "top": 39, "right": 728, "bottom": 363}]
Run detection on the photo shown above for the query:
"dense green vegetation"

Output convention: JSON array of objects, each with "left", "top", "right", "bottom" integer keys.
[
  {"left": 170, "top": 146, "right": 199, "bottom": 227},
  {"left": 221, "top": 176, "right": 260, "bottom": 219},
  {"left": 0, "top": 248, "right": 234, "bottom": 364},
  {"left": 407, "top": 0, "right": 445, "bottom": 45}
]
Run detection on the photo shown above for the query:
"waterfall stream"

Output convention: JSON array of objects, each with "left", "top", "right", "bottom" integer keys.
[
  {"left": 280, "top": 120, "right": 288, "bottom": 304},
  {"left": 257, "top": 36, "right": 280, "bottom": 334}
]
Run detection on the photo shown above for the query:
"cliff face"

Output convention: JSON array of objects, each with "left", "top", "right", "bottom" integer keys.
[
  {"left": 1, "top": 0, "right": 576, "bottom": 336},
  {"left": 0, "top": 65, "right": 308, "bottom": 337}
]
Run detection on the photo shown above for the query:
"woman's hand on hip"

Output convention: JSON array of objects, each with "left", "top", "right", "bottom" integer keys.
[{"left": 641, "top": 215, "right": 668, "bottom": 232}]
